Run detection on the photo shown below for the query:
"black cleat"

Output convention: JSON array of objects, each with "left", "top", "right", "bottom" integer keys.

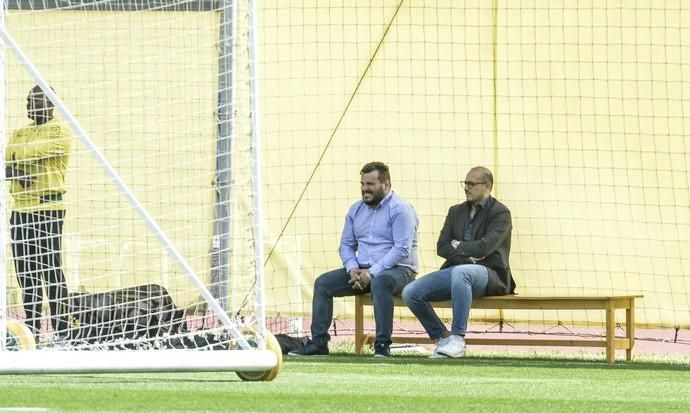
[{"left": 373, "top": 342, "right": 390, "bottom": 358}]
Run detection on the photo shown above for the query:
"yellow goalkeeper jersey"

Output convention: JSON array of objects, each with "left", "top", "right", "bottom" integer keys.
[{"left": 5, "top": 118, "right": 71, "bottom": 211}]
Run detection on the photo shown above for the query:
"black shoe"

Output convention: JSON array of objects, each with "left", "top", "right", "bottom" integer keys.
[
  {"left": 373, "top": 342, "right": 390, "bottom": 358},
  {"left": 288, "top": 340, "right": 329, "bottom": 356}
]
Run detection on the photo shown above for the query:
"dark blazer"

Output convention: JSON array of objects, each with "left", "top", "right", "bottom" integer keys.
[{"left": 437, "top": 196, "right": 515, "bottom": 296}]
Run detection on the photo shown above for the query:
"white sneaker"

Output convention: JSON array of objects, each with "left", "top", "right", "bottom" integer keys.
[
  {"left": 435, "top": 334, "right": 466, "bottom": 358},
  {"left": 428, "top": 336, "right": 450, "bottom": 359},
  {"left": 428, "top": 352, "right": 449, "bottom": 359}
]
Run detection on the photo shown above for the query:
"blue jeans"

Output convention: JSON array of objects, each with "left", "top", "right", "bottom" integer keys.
[
  {"left": 310, "top": 266, "right": 415, "bottom": 346},
  {"left": 402, "top": 264, "right": 488, "bottom": 339}
]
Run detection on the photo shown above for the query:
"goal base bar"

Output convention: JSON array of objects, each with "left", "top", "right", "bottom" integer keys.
[{"left": 0, "top": 349, "right": 278, "bottom": 374}]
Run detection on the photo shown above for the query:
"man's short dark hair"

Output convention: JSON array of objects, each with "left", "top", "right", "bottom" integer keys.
[
  {"left": 30, "top": 84, "right": 56, "bottom": 107},
  {"left": 360, "top": 161, "right": 390, "bottom": 183}
]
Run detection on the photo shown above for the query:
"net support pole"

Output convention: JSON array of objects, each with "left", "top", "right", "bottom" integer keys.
[
  {"left": 211, "top": 0, "right": 238, "bottom": 310},
  {"left": 0, "top": 0, "right": 8, "bottom": 351},
  {"left": 0, "top": 26, "right": 253, "bottom": 350},
  {"left": 247, "top": 0, "right": 267, "bottom": 340}
]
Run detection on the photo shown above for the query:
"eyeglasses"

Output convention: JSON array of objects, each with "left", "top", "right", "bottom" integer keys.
[{"left": 460, "top": 180, "right": 486, "bottom": 189}]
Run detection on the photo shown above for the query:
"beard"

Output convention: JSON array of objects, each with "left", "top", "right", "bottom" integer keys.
[{"left": 362, "top": 188, "right": 386, "bottom": 206}]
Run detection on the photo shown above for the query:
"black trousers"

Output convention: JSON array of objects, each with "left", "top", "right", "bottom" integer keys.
[{"left": 10, "top": 210, "right": 69, "bottom": 340}]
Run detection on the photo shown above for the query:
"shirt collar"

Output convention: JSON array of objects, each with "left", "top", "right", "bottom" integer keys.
[{"left": 473, "top": 195, "right": 491, "bottom": 210}]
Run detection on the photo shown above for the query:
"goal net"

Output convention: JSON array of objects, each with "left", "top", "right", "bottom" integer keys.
[
  {"left": 255, "top": 1, "right": 689, "bottom": 348},
  {"left": 3, "top": 0, "right": 689, "bottom": 365},
  {"left": 0, "top": 0, "right": 281, "bottom": 379}
]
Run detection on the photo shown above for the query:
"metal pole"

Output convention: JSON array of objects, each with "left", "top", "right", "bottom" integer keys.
[
  {"left": 211, "top": 0, "right": 237, "bottom": 311},
  {"left": 0, "top": 0, "right": 7, "bottom": 351},
  {"left": 247, "top": 0, "right": 267, "bottom": 339}
]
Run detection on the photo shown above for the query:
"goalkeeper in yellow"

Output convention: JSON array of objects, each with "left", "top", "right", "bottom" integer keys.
[{"left": 5, "top": 85, "right": 71, "bottom": 344}]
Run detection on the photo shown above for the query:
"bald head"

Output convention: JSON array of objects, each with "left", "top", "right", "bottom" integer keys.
[
  {"left": 463, "top": 166, "right": 494, "bottom": 204},
  {"left": 468, "top": 166, "right": 493, "bottom": 191}
]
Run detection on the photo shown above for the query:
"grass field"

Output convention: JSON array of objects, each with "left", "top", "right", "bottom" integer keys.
[{"left": 0, "top": 353, "right": 688, "bottom": 412}]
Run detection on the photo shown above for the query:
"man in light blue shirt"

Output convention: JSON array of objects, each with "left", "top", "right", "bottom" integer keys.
[{"left": 289, "top": 161, "right": 419, "bottom": 358}]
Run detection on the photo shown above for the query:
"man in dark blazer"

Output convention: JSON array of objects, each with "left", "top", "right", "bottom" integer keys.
[{"left": 402, "top": 166, "right": 515, "bottom": 358}]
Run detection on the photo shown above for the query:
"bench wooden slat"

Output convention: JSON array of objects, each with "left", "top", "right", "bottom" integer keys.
[
  {"left": 354, "top": 293, "right": 642, "bottom": 364},
  {"left": 356, "top": 294, "right": 643, "bottom": 310}
]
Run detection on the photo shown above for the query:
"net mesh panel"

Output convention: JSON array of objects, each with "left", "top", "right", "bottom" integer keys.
[{"left": 2, "top": 1, "right": 689, "bottom": 351}]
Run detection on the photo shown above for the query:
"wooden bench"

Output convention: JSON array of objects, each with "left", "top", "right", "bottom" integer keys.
[{"left": 354, "top": 294, "right": 643, "bottom": 364}]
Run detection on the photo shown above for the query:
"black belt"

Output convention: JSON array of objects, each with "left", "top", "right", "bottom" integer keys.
[{"left": 40, "top": 193, "right": 63, "bottom": 203}]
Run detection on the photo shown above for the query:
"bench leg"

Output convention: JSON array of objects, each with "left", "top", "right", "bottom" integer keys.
[
  {"left": 626, "top": 299, "right": 635, "bottom": 361},
  {"left": 355, "top": 296, "right": 364, "bottom": 355},
  {"left": 606, "top": 300, "right": 615, "bottom": 364}
]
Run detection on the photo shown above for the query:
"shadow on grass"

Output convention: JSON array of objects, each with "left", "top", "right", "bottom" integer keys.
[{"left": 285, "top": 352, "right": 690, "bottom": 371}]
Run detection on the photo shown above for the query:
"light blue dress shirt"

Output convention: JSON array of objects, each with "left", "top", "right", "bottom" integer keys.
[{"left": 339, "top": 191, "right": 419, "bottom": 276}]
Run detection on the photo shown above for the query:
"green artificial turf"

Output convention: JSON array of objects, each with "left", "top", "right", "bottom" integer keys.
[{"left": 0, "top": 354, "right": 688, "bottom": 412}]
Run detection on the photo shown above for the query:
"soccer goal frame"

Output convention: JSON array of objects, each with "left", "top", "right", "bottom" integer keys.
[{"left": 0, "top": 0, "right": 280, "bottom": 380}]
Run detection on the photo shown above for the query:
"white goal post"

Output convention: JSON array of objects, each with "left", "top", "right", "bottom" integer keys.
[{"left": 0, "top": 0, "right": 280, "bottom": 380}]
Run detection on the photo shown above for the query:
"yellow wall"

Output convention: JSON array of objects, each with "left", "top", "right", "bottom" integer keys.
[
  {"left": 259, "top": 1, "right": 690, "bottom": 328},
  {"left": 4, "top": 10, "right": 221, "bottom": 308},
  {"left": 3, "top": 2, "right": 690, "bottom": 329},
  {"left": 495, "top": 1, "right": 690, "bottom": 326}
]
